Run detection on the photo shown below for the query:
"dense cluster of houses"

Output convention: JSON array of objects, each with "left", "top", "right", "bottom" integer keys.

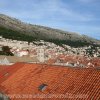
[{"left": 0, "top": 36, "right": 100, "bottom": 67}]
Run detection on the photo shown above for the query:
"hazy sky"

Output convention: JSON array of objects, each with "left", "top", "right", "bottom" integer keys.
[{"left": 0, "top": 0, "right": 100, "bottom": 40}]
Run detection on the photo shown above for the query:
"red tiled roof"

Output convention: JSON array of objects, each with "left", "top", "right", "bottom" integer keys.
[
  {"left": 0, "top": 65, "right": 9, "bottom": 72},
  {"left": 47, "top": 59, "right": 56, "bottom": 64},
  {"left": 0, "top": 63, "right": 100, "bottom": 100},
  {"left": 0, "top": 63, "right": 25, "bottom": 83},
  {"left": 49, "top": 55, "right": 100, "bottom": 68}
]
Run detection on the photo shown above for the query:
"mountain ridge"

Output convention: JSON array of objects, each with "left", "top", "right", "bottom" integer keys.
[{"left": 0, "top": 14, "right": 100, "bottom": 47}]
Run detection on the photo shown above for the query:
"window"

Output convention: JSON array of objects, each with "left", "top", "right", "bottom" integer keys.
[{"left": 38, "top": 84, "right": 48, "bottom": 91}]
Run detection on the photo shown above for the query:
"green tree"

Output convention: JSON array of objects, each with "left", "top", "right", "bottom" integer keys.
[{"left": 2, "top": 46, "right": 14, "bottom": 56}]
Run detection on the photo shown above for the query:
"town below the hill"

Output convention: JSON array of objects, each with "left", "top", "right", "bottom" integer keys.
[{"left": 0, "top": 36, "right": 100, "bottom": 69}]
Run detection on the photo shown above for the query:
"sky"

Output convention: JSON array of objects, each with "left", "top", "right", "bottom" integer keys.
[{"left": 0, "top": 0, "right": 100, "bottom": 40}]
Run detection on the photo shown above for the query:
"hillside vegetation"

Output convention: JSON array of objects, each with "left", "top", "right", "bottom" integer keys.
[{"left": 0, "top": 14, "right": 100, "bottom": 47}]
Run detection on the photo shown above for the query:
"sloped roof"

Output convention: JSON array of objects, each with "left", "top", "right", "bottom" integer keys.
[
  {"left": 47, "top": 55, "right": 100, "bottom": 68},
  {"left": 0, "top": 63, "right": 100, "bottom": 100},
  {"left": 0, "top": 63, "right": 25, "bottom": 83},
  {"left": 0, "top": 65, "right": 9, "bottom": 72}
]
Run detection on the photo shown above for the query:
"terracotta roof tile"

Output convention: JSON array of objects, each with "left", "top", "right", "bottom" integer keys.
[
  {"left": 0, "top": 63, "right": 100, "bottom": 100},
  {"left": 0, "top": 63, "right": 25, "bottom": 83}
]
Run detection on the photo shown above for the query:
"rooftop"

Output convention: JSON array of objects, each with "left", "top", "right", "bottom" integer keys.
[{"left": 0, "top": 63, "right": 100, "bottom": 100}]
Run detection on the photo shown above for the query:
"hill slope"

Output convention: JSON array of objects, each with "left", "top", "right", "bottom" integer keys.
[{"left": 0, "top": 14, "right": 100, "bottom": 47}]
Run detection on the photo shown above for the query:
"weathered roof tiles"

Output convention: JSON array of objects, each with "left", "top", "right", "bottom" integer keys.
[{"left": 0, "top": 63, "right": 100, "bottom": 100}]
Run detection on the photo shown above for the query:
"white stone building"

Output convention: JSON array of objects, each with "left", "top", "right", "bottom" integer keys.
[
  {"left": 37, "top": 46, "right": 45, "bottom": 63},
  {"left": 14, "top": 50, "right": 29, "bottom": 57}
]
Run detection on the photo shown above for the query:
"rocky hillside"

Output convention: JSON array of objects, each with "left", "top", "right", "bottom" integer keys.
[{"left": 0, "top": 14, "right": 100, "bottom": 47}]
